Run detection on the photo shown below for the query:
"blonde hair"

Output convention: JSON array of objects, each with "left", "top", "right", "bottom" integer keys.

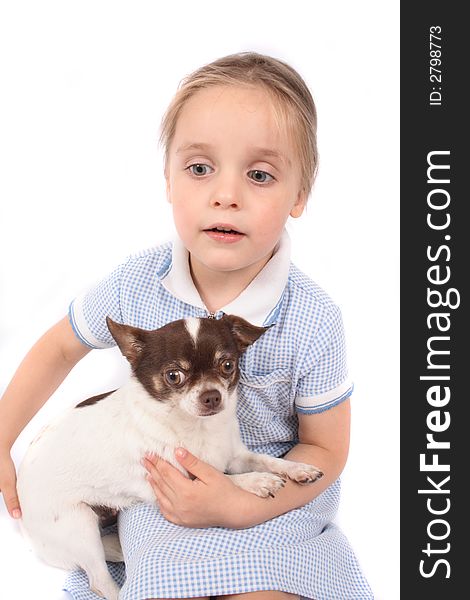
[{"left": 160, "top": 52, "right": 318, "bottom": 197}]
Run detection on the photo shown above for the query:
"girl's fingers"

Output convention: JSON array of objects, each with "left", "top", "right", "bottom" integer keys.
[
  {"left": 142, "top": 457, "right": 178, "bottom": 498},
  {"left": 0, "top": 458, "right": 22, "bottom": 519},
  {"left": 146, "top": 474, "right": 173, "bottom": 518},
  {"left": 174, "top": 447, "right": 215, "bottom": 483},
  {"left": 144, "top": 455, "right": 189, "bottom": 486}
]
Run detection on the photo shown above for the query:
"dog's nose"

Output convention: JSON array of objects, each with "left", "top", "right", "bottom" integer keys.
[{"left": 199, "top": 389, "right": 221, "bottom": 411}]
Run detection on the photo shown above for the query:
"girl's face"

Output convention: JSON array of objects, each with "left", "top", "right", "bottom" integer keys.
[{"left": 165, "top": 84, "right": 306, "bottom": 279}]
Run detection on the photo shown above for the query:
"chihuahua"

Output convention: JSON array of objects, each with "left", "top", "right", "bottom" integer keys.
[{"left": 17, "top": 314, "right": 323, "bottom": 600}]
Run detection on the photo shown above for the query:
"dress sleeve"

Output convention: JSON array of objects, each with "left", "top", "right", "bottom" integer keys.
[
  {"left": 68, "top": 261, "right": 126, "bottom": 349},
  {"left": 295, "top": 303, "right": 353, "bottom": 414}
]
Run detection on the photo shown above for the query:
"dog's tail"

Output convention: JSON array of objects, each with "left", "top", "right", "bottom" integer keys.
[{"left": 102, "top": 533, "right": 124, "bottom": 562}]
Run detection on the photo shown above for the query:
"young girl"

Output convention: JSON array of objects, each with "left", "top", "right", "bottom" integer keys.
[{"left": 0, "top": 52, "right": 372, "bottom": 600}]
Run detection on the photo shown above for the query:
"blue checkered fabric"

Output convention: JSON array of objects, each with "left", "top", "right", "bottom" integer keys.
[
  {"left": 63, "top": 240, "right": 372, "bottom": 599},
  {"left": 64, "top": 481, "right": 372, "bottom": 599}
]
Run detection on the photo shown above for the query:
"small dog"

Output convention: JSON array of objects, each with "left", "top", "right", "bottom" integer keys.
[{"left": 17, "top": 315, "right": 323, "bottom": 600}]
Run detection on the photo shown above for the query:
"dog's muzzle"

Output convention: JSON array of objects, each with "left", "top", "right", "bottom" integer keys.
[{"left": 198, "top": 389, "right": 222, "bottom": 415}]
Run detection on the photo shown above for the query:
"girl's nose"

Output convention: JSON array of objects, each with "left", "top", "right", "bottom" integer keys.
[{"left": 210, "top": 172, "right": 241, "bottom": 209}]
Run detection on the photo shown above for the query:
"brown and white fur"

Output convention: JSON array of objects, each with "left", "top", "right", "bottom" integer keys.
[{"left": 17, "top": 314, "right": 323, "bottom": 600}]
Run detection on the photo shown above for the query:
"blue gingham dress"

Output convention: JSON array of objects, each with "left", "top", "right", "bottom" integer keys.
[{"left": 64, "top": 231, "right": 373, "bottom": 599}]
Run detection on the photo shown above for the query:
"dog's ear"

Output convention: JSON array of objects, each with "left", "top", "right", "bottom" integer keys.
[
  {"left": 106, "top": 317, "right": 146, "bottom": 366},
  {"left": 223, "top": 314, "right": 270, "bottom": 353}
]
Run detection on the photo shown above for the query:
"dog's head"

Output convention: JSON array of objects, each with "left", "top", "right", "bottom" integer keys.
[{"left": 106, "top": 315, "right": 268, "bottom": 418}]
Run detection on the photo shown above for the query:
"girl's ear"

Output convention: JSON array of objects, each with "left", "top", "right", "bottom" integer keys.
[
  {"left": 290, "top": 190, "right": 307, "bottom": 218},
  {"left": 165, "top": 171, "right": 172, "bottom": 204}
]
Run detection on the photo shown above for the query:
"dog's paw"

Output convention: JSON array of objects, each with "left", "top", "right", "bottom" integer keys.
[
  {"left": 229, "top": 471, "right": 286, "bottom": 498},
  {"left": 279, "top": 461, "right": 324, "bottom": 485}
]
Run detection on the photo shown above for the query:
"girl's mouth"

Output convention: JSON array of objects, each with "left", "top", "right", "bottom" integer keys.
[
  {"left": 206, "top": 226, "right": 242, "bottom": 235},
  {"left": 203, "top": 226, "right": 245, "bottom": 243}
]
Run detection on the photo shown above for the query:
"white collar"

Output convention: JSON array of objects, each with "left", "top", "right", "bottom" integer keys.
[{"left": 160, "top": 229, "right": 291, "bottom": 326}]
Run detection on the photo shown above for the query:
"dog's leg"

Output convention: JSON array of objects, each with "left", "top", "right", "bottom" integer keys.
[
  {"left": 86, "top": 562, "right": 120, "bottom": 600},
  {"left": 227, "top": 449, "right": 323, "bottom": 487},
  {"left": 45, "top": 504, "right": 121, "bottom": 600},
  {"left": 227, "top": 471, "right": 286, "bottom": 497},
  {"left": 101, "top": 533, "right": 124, "bottom": 562},
  {"left": 76, "top": 507, "right": 121, "bottom": 600}
]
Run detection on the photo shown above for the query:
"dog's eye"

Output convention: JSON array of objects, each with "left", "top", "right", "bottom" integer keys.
[
  {"left": 220, "top": 360, "right": 235, "bottom": 376},
  {"left": 164, "top": 370, "right": 185, "bottom": 386}
]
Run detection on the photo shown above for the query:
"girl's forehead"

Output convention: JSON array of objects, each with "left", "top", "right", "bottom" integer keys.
[
  {"left": 172, "top": 84, "right": 294, "bottom": 154},
  {"left": 181, "top": 84, "right": 273, "bottom": 115}
]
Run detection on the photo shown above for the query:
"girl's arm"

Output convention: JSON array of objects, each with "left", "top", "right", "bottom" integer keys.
[
  {"left": 143, "top": 398, "right": 351, "bottom": 529},
  {"left": 0, "top": 316, "right": 90, "bottom": 517},
  {"left": 236, "top": 397, "right": 351, "bottom": 527}
]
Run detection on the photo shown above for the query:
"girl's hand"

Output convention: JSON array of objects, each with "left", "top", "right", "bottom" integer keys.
[
  {"left": 0, "top": 450, "right": 21, "bottom": 519},
  {"left": 142, "top": 448, "right": 251, "bottom": 529}
]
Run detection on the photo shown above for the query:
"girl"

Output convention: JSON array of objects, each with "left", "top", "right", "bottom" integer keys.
[{"left": 0, "top": 52, "right": 372, "bottom": 599}]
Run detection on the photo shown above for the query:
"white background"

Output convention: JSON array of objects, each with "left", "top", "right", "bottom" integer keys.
[{"left": 0, "top": 1, "right": 399, "bottom": 598}]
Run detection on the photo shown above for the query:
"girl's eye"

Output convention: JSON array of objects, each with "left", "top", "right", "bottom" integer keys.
[
  {"left": 248, "top": 170, "right": 274, "bottom": 184},
  {"left": 187, "top": 163, "right": 213, "bottom": 177},
  {"left": 220, "top": 359, "right": 235, "bottom": 376},
  {"left": 164, "top": 369, "right": 186, "bottom": 386}
]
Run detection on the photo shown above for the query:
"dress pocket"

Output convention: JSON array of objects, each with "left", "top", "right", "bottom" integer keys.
[{"left": 237, "top": 368, "right": 293, "bottom": 434}]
